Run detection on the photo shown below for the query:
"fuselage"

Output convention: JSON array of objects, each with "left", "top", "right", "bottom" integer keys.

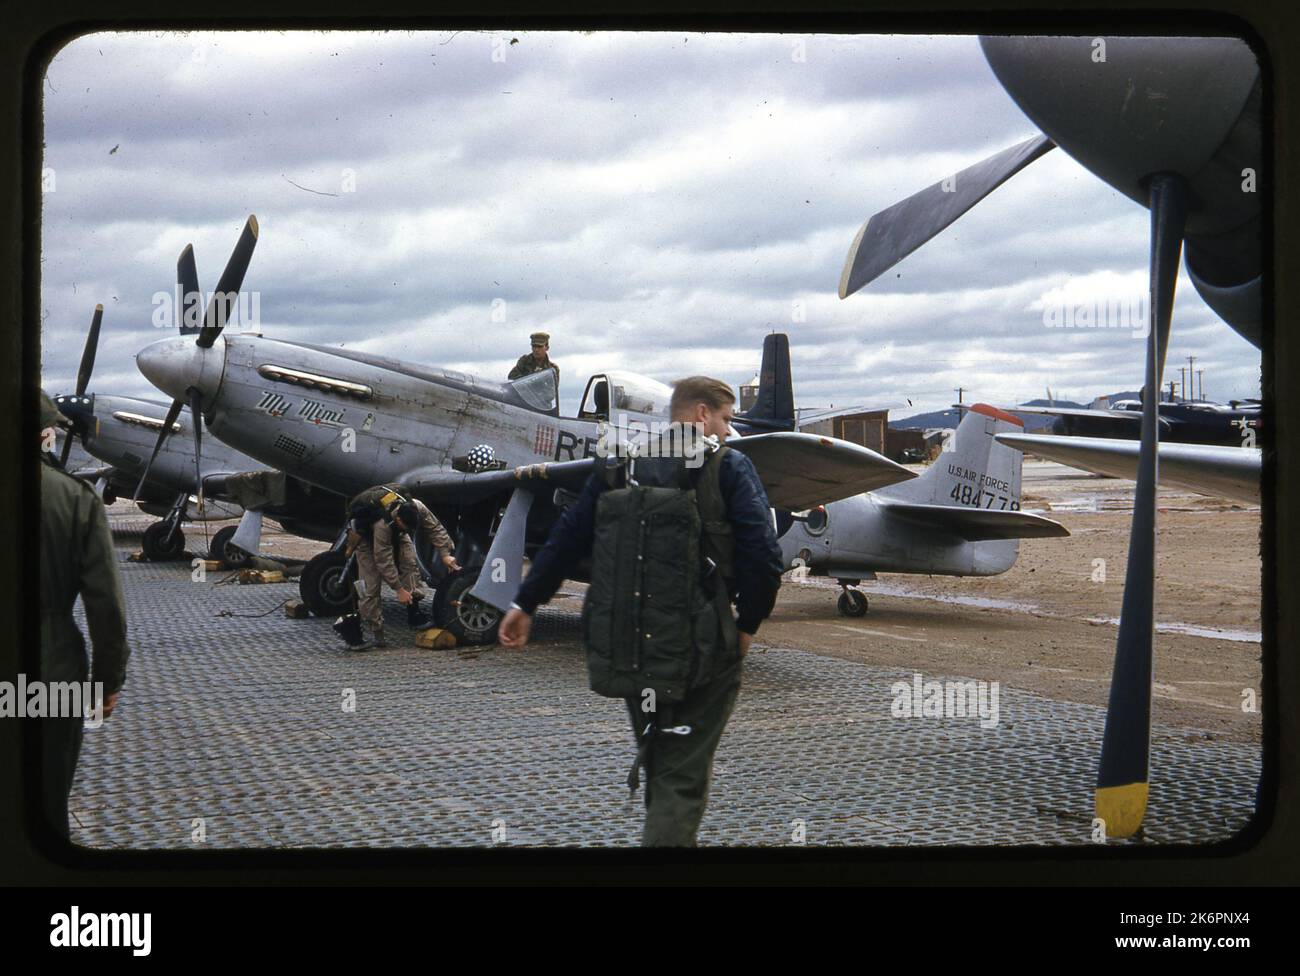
[
  {"left": 777, "top": 487, "right": 1019, "bottom": 579},
  {"left": 140, "top": 333, "right": 670, "bottom": 502}
]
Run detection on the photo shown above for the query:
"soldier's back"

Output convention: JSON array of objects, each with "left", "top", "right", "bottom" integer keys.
[
  {"left": 39, "top": 458, "right": 129, "bottom": 689},
  {"left": 40, "top": 461, "right": 98, "bottom": 679}
]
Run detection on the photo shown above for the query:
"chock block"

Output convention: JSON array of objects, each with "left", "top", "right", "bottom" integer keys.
[
  {"left": 238, "top": 569, "right": 286, "bottom": 584},
  {"left": 415, "top": 627, "right": 458, "bottom": 649},
  {"left": 283, "top": 600, "right": 311, "bottom": 619}
]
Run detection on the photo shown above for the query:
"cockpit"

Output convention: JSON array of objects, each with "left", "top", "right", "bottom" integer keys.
[
  {"left": 578, "top": 371, "right": 674, "bottom": 421},
  {"left": 508, "top": 368, "right": 559, "bottom": 416}
]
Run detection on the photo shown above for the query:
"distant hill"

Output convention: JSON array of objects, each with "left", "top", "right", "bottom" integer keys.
[{"left": 890, "top": 404, "right": 1064, "bottom": 433}]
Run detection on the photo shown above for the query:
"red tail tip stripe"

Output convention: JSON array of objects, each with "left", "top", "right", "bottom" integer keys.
[{"left": 970, "top": 403, "right": 1025, "bottom": 427}]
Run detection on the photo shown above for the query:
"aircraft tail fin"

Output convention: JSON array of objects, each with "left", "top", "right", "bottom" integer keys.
[
  {"left": 878, "top": 403, "right": 1026, "bottom": 508},
  {"left": 736, "top": 333, "right": 795, "bottom": 432}
]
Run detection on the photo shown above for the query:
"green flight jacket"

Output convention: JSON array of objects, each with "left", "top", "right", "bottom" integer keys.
[
  {"left": 39, "top": 454, "right": 130, "bottom": 694},
  {"left": 508, "top": 354, "right": 559, "bottom": 387}
]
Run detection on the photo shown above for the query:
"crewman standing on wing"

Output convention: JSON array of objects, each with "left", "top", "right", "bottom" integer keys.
[{"left": 508, "top": 332, "right": 559, "bottom": 388}]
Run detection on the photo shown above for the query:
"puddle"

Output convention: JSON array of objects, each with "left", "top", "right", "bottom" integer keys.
[{"left": 794, "top": 576, "right": 1261, "bottom": 645}]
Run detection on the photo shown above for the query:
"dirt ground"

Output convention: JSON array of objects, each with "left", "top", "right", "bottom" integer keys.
[
  {"left": 756, "top": 462, "right": 1263, "bottom": 745},
  {"left": 118, "top": 459, "right": 1264, "bottom": 744}
]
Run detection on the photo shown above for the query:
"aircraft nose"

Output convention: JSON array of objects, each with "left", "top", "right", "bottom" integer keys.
[
  {"left": 52, "top": 392, "right": 96, "bottom": 439},
  {"left": 136, "top": 334, "right": 224, "bottom": 408}
]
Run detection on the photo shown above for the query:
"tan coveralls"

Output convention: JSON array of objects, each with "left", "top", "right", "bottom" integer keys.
[{"left": 354, "top": 498, "right": 454, "bottom": 633}]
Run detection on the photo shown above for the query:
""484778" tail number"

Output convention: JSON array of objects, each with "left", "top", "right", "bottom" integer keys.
[{"left": 950, "top": 483, "right": 1020, "bottom": 510}]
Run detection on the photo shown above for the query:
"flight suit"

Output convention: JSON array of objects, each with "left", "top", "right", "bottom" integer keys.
[
  {"left": 351, "top": 494, "right": 454, "bottom": 637},
  {"left": 39, "top": 451, "right": 130, "bottom": 838},
  {"left": 508, "top": 353, "right": 559, "bottom": 387},
  {"left": 514, "top": 446, "right": 784, "bottom": 846},
  {"left": 625, "top": 670, "right": 741, "bottom": 847}
]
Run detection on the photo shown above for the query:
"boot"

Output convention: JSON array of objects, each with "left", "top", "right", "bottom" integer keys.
[
  {"left": 370, "top": 626, "right": 388, "bottom": 649},
  {"left": 407, "top": 597, "right": 432, "bottom": 629},
  {"left": 334, "top": 613, "right": 369, "bottom": 649}
]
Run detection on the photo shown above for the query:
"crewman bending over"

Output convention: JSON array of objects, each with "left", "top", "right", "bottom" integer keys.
[{"left": 343, "top": 486, "right": 460, "bottom": 649}]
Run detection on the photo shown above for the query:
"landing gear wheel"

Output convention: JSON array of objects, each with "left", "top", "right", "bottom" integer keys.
[
  {"left": 209, "top": 525, "right": 253, "bottom": 569},
  {"left": 300, "top": 550, "right": 355, "bottom": 617},
  {"left": 142, "top": 521, "right": 185, "bottom": 561},
  {"left": 433, "top": 568, "right": 501, "bottom": 646},
  {"left": 837, "top": 589, "right": 868, "bottom": 617}
]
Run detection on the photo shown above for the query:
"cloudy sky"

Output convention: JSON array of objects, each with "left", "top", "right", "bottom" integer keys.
[{"left": 39, "top": 31, "right": 1261, "bottom": 417}]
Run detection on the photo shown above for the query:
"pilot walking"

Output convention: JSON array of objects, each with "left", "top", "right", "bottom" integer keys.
[
  {"left": 499, "top": 377, "right": 784, "bottom": 846},
  {"left": 508, "top": 331, "right": 559, "bottom": 387},
  {"left": 38, "top": 391, "right": 130, "bottom": 838},
  {"left": 345, "top": 486, "right": 460, "bottom": 649}
]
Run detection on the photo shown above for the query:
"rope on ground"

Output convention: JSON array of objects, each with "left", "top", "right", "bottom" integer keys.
[{"left": 214, "top": 598, "right": 294, "bottom": 619}]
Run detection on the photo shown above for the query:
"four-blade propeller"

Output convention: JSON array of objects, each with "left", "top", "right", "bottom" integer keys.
[
  {"left": 838, "top": 37, "right": 1260, "bottom": 839},
  {"left": 56, "top": 304, "right": 104, "bottom": 467},
  {"left": 133, "top": 215, "right": 259, "bottom": 503}
]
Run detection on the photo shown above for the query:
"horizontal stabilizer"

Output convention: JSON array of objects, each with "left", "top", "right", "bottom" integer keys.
[
  {"left": 878, "top": 499, "right": 1069, "bottom": 541},
  {"left": 995, "top": 433, "right": 1260, "bottom": 504},
  {"left": 729, "top": 431, "right": 916, "bottom": 510}
]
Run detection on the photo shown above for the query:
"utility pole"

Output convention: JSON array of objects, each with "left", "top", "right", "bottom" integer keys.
[
  {"left": 954, "top": 386, "right": 965, "bottom": 405},
  {"left": 1186, "top": 355, "right": 1197, "bottom": 401},
  {"left": 1167, "top": 380, "right": 1177, "bottom": 401},
  {"left": 1179, "top": 366, "right": 1187, "bottom": 401},
  {"left": 1197, "top": 369, "right": 1205, "bottom": 402}
]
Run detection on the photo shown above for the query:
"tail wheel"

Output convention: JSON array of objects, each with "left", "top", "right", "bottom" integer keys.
[
  {"left": 837, "top": 590, "right": 868, "bottom": 617},
  {"left": 208, "top": 524, "right": 253, "bottom": 568},
  {"left": 433, "top": 567, "right": 501, "bottom": 646},
  {"left": 142, "top": 522, "right": 185, "bottom": 561},
  {"left": 300, "top": 550, "right": 355, "bottom": 617}
]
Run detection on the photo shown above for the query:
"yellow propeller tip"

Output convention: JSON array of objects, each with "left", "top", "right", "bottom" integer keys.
[{"left": 1096, "top": 782, "right": 1149, "bottom": 839}]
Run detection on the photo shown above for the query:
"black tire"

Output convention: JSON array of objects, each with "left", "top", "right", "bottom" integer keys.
[
  {"left": 432, "top": 568, "right": 501, "bottom": 646},
  {"left": 300, "top": 550, "right": 356, "bottom": 617},
  {"left": 837, "top": 590, "right": 868, "bottom": 617},
  {"left": 142, "top": 521, "right": 186, "bottom": 561},
  {"left": 208, "top": 525, "right": 253, "bottom": 568}
]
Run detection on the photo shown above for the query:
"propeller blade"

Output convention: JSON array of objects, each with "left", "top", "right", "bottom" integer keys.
[
  {"left": 75, "top": 304, "right": 104, "bottom": 397},
  {"left": 58, "top": 427, "right": 74, "bottom": 467},
  {"left": 1095, "top": 172, "right": 1187, "bottom": 839},
  {"left": 197, "top": 214, "right": 259, "bottom": 348},
  {"left": 132, "top": 398, "right": 184, "bottom": 502},
  {"left": 839, "top": 134, "right": 1055, "bottom": 299},
  {"left": 189, "top": 387, "right": 204, "bottom": 511},
  {"left": 177, "top": 244, "right": 203, "bottom": 336}
]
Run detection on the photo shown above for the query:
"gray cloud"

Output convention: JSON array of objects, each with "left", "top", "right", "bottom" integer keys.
[{"left": 40, "top": 30, "right": 1262, "bottom": 419}]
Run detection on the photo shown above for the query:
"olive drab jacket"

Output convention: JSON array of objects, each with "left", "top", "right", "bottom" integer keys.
[
  {"left": 508, "top": 354, "right": 559, "bottom": 387},
  {"left": 39, "top": 453, "right": 130, "bottom": 693}
]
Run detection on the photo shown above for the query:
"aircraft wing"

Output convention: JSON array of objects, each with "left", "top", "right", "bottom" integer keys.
[
  {"left": 1004, "top": 405, "right": 1173, "bottom": 429},
  {"left": 728, "top": 431, "right": 916, "bottom": 510},
  {"left": 876, "top": 499, "right": 1069, "bottom": 541},
  {"left": 995, "top": 433, "right": 1260, "bottom": 503},
  {"left": 399, "top": 458, "right": 597, "bottom": 505}
]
